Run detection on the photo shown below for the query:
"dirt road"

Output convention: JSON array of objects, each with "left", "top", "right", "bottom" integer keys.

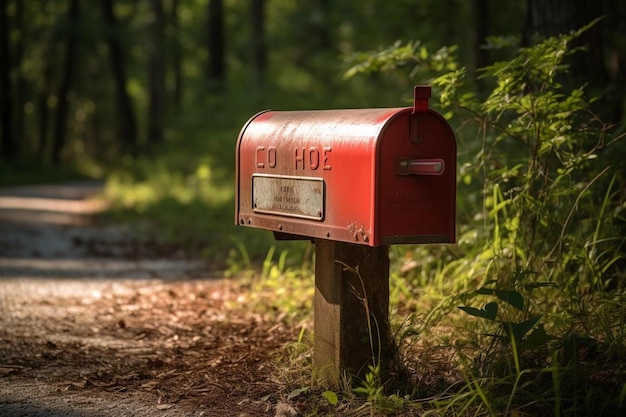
[{"left": 0, "top": 181, "right": 298, "bottom": 417}]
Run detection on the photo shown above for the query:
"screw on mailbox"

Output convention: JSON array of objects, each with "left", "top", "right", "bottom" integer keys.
[{"left": 235, "top": 85, "right": 456, "bottom": 382}]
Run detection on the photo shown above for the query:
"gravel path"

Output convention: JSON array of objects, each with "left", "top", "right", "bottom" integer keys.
[{"left": 0, "top": 181, "right": 297, "bottom": 417}]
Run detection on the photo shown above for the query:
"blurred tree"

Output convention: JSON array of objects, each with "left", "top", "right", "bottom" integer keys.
[
  {"left": 148, "top": 0, "right": 166, "bottom": 144},
  {"left": 470, "top": 0, "right": 489, "bottom": 93},
  {"left": 0, "top": 0, "right": 15, "bottom": 161},
  {"left": 207, "top": 0, "right": 225, "bottom": 86},
  {"left": 302, "top": 0, "right": 331, "bottom": 53},
  {"left": 288, "top": 0, "right": 332, "bottom": 65},
  {"left": 524, "top": 0, "right": 606, "bottom": 82},
  {"left": 52, "top": 0, "right": 80, "bottom": 164},
  {"left": 102, "top": 0, "right": 138, "bottom": 153},
  {"left": 171, "top": 0, "right": 183, "bottom": 107},
  {"left": 605, "top": 0, "right": 626, "bottom": 123},
  {"left": 13, "top": 0, "right": 25, "bottom": 157},
  {"left": 251, "top": 0, "right": 266, "bottom": 85},
  {"left": 37, "top": 59, "right": 53, "bottom": 161},
  {"left": 524, "top": 0, "right": 623, "bottom": 122},
  {"left": 1, "top": 0, "right": 622, "bottom": 172}
]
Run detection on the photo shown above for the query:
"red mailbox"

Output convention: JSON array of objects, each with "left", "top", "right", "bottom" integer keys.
[{"left": 235, "top": 86, "right": 456, "bottom": 246}]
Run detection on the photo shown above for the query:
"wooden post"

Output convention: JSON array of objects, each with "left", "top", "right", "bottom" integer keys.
[{"left": 314, "top": 239, "right": 393, "bottom": 382}]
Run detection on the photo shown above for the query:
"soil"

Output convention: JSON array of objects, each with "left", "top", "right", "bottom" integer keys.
[{"left": 0, "top": 181, "right": 300, "bottom": 417}]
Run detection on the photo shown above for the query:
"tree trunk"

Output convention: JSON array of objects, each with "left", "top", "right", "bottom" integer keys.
[
  {"left": 313, "top": 0, "right": 331, "bottom": 51},
  {"left": 471, "top": 0, "right": 489, "bottom": 94},
  {"left": 524, "top": 0, "right": 622, "bottom": 121},
  {"left": 207, "top": 0, "right": 225, "bottom": 86},
  {"left": 0, "top": 0, "right": 15, "bottom": 161},
  {"left": 147, "top": 0, "right": 166, "bottom": 145},
  {"left": 102, "top": 0, "right": 138, "bottom": 153},
  {"left": 251, "top": 0, "right": 266, "bottom": 85},
  {"left": 171, "top": 0, "right": 183, "bottom": 107},
  {"left": 524, "top": 0, "right": 606, "bottom": 82},
  {"left": 603, "top": 0, "right": 625, "bottom": 123},
  {"left": 37, "top": 62, "right": 52, "bottom": 160},
  {"left": 52, "top": 0, "right": 80, "bottom": 165},
  {"left": 14, "top": 0, "right": 25, "bottom": 157}
]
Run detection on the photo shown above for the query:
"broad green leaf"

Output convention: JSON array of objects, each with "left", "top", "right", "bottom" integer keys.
[
  {"left": 484, "top": 302, "right": 499, "bottom": 320},
  {"left": 459, "top": 302, "right": 498, "bottom": 321},
  {"left": 495, "top": 290, "right": 524, "bottom": 311},
  {"left": 524, "top": 324, "right": 555, "bottom": 348},
  {"left": 322, "top": 390, "right": 339, "bottom": 406},
  {"left": 475, "top": 287, "right": 495, "bottom": 296},
  {"left": 505, "top": 316, "right": 542, "bottom": 342}
]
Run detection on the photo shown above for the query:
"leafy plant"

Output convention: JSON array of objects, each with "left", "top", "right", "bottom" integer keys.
[
  {"left": 458, "top": 285, "right": 554, "bottom": 376},
  {"left": 346, "top": 19, "right": 626, "bottom": 416},
  {"left": 353, "top": 363, "right": 385, "bottom": 403},
  {"left": 344, "top": 40, "right": 458, "bottom": 83}
]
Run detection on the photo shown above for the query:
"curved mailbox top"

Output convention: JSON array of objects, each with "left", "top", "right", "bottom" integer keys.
[{"left": 235, "top": 86, "right": 456, "bottom": 246}]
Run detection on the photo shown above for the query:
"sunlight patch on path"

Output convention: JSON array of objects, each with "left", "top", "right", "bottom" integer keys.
[
  {"left": 0, "top": 180, "right": 107, "bottom": 226},
  {"left": 0, "top": 196, "right": 107, "bottom": 213}
]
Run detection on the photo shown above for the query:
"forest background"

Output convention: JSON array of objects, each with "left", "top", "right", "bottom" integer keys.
[
  {"left": 2, "top": 0, "right": 624, "bottom": 177},
  {"left": 2, "top": 0, "right": 626, "bottom": 415},
  {"left": 1, "top": 0, "right": 624, "bottom": 251}
]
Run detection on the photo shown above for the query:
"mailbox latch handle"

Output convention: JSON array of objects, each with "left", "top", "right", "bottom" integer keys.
[{"left": 395, "top": 158, "right": 445, "bottom": 176}]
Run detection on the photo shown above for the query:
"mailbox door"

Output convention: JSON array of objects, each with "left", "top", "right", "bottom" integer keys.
[{"left": 376, "top": 110, "right": 456, "bottom": 244}]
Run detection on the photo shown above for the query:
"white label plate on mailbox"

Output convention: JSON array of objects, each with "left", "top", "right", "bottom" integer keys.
[{"left": 252, "top": 174, "right": 325, "bottom": 221}]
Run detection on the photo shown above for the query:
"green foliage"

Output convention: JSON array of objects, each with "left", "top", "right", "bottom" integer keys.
[
  {"left": 432, "top": 23, "right": 626, "bottom": 299},
  {"left": 344, "top": 21, "right": 626, "bottom": 416},
  {"left": 444, "top": 29, "right": 625, "bottom": 415},
  {"left": 344, "top": 40, "right": 458, "bottom": 82},
  {"left": 353, "top": 364, "right": 384, "bottom": 401}
]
